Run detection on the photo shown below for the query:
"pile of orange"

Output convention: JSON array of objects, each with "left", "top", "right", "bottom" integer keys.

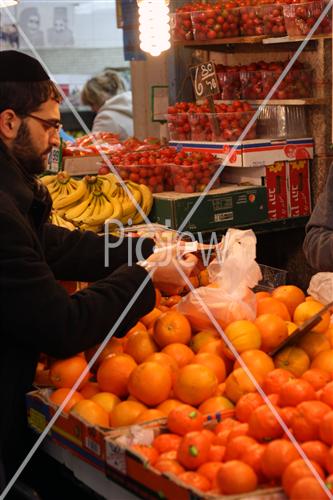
[{"left": 41, "top": 284, "right": 333, "bottom": 437}]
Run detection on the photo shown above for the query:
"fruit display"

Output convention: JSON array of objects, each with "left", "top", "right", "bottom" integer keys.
[
  {"left": 169, "top": 2, "right": 208, "bottom": 42},
  {"left": 41, "top": 171, "right": 153, "bottom": 232},
  {"left": 38, "top": 281, "right": 333, "bottom": 497},
  {"left": 191, "top": 4, "right": 240, "bottom": 40},
  {"left": 167, "top": 100, "right": 256, "bottom": 142},
  {"left": 283, "top": 0, "right": 331, "bottom": 36}
]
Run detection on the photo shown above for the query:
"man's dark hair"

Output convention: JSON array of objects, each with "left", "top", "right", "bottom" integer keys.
[{"left": 0, "top": 80, "right": 62, "bottom": 115}]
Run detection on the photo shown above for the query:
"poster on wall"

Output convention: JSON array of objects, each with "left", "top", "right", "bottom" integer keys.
[{"left": 17, "top": 2, "right": 75, "bottom": 48}]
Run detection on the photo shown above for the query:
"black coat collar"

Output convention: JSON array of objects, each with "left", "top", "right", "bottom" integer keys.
[{"left": 0, "top": 139, "right": 51, "bottom": 227}]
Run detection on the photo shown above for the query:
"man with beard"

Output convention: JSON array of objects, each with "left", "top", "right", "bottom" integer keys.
[{"left": 0, "top": 51, "right": 195, "bottom": 499}]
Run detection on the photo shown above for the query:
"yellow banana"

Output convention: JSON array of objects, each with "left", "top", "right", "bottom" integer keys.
[
  {"left": 53, "top": 179, "right": 88, "bottom": 210},
  {"left": 85, "top": 194, "right": 114, "bottom": 226},
  {"left": 41, "top": 174, "right": 57, "bottom": 186},
  {"left": 131, "top": 184, "right": 154, "bottom": 224}
]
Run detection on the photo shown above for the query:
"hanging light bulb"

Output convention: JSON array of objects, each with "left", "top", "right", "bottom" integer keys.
[
  {"left": 137, "top": 0, "right": 171, "bottom": 57},
  {"left": 0, "top": 0, "right": 18, "bottom": 7}
]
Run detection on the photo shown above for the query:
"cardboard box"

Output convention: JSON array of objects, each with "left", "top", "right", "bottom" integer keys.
[
  {"left": 169, "top": 137, "right": 314, "bottom": 168},
  {"left": 27, "top": 389, "right": 110, "bottom": 471},
  {"left": 222, "top": 166, "right": 266, "bottom": 186},
  {"left": 265, "top": 162, "right": 290, "bottom": 220},
  {"left": 287, "top": 160, "right": 312, "bottom": 217},
  {"left": 105, "top": 420, "right": 285, "bottom": 500},
  {"left": 150, "top": 185, "right": 268, "bottom": 232}
]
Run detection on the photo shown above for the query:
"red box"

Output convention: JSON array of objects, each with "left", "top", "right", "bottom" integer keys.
[
  {"left": 265, "top": 162, "right": 290, "bottom": 220},
  {"left": 287, "top": 160, "right": 311, "bottom": 217}
]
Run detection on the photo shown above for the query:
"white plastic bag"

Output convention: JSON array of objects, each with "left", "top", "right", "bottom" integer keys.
[
  {"left": 307, "top": 272, "right": 333, "bottom": 305},
  {"left": 177, "top": 229, "right": 262, "bottom": 331}
]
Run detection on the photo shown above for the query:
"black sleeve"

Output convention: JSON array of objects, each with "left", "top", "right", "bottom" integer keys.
[
  {"left": 303, "top": 165, "right": 333, "bottom": 271},
  {"left": 0, "top": 211, "right": 155, "bottom": 359},
  {"left": 41, "top": 222, "right": 155, "bottom": 282}
]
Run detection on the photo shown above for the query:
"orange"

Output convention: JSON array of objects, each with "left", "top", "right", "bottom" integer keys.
[
  {"left": 153, "top": 311, "right": 192, "bottom": 347},
  {"left": 311, "top": 349, "right": 333, "bottom": 373},
  {"left": 234, "top": 349, "right": 274, "bottom": 384},
  {"left": 128, "top": 361, "right": 172, "bottom": 406},
  {"left": 140, "top": 307, "right": 163, "bottom": 328},
  {"left": 49, "top": 356, "right": 91, "bottom": 390},
  {"left": 85, "top": 339, "right": 124, "bottom": 371},
  {"left": 125, "top": 321, "right": 147, "bottom": 339},
  {"left": 71, "top": 399, "right": 109, "bottom": 427},
  {"left": 193, "top": 352, "right": 226, "bottom": 383},
  {"left": 224, "top": 368, "right": 257, "bottom": 403},
  {"left": 324, "top": 324, "right": 333, "bottom": 348},
  {"left": 157, "top": 399, "right": 184, "bottom": 415},
  {"left": 161, "top": 343, "right": 195, "bottom": 368},
  {"left": 224, "top": 320, "right": 261, "bottom": 357},
  {"left": 96, "top": 353, "right": 137, "bottom": 397},
  {"left": 134, "top": 409, "right": 166, "bottom": 423},
  {"left": 254, "top": 314, "right": 288, "bottom": 353},
  {"left": 90, "top": 392, "right": 120, "bottom": 414},
  {"left": 274, "top": 346, "right": 310, "bottom": 376},
  {"left": 80, "top": 382, "right": 100, "bottom": 399},
  {"left": 198, "top": 396, "right": 234, "bottom": 415},
  {"left": 190, "top": 330, "right": 219, "bottom": 353},
  {"left": 124, "top": 331, "right": 158, "bottom": 363},
  {"left": 109, "top": 400, "right": 146, "bottom": 427},
  {"left": 297, "top": 331, "right": 331, "bottom": 361},
  {"left": 286, "top": 321, "right": 298, "bottom": 336},
  {"left": 199, "top": 269, "right": 210, "bottom": 286},
  {"left": 293, "top": 300, "right": 330, "bottom": 333},
  {"left": 257, "top": 297, "right": 291, "bottom": 321},
  {"left": 173, "top": 364, "right": 218, "bottom": 406},
  {"left": 145, "top": 352, "right": 179, "bottom": 383},
  {"left": 198, "top": 339, "right": 224, "bottom": 357},
  {"left": 255, "top": 291, "right": 271, "bottom": 302},
  {"left": 272, "top": 285, "right": 305, "bottom": 316},
  {"left": 50, "top": 388, "right": 83, "bottom": 413}
]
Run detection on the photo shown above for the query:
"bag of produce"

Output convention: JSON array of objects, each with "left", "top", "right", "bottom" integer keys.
[{"left": 177, "top": 229, "right": 262, "bottom": 331}]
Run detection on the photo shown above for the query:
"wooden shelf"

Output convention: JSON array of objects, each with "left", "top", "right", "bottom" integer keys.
[
  {"left": 213, "top": 98, "right": 325, "bottom": 106},
  {"left": 174, "top": 33, "right": 332, "bottom": 48}
]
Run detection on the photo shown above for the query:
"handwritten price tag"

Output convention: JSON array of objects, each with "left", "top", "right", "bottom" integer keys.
[{"left": 191, "top": 61, "right": 220, "bottom": 99}]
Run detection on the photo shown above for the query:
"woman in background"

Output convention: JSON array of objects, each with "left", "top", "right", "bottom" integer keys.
[{"left": 81, "top": 69, "right": 133, "bottom": 140}]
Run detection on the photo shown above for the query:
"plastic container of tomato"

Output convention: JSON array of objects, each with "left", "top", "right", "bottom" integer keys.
[
  {"left": 261, "top": 68, "right": 313, "bottom": 99},
  {"left": 188, "top": 113, "right": 213, "bottom": 141},
  {"left": 115, "top": 164, "right": 165, "bottom": 193},
  {"left": 261, "top": 4, "right": 286, "bottom": 36},
  {"left": 191, "top": 8, "right": 240, "bottom": 41},
  {"left": 216, "top": 69, "right": 241, "bottom": 100},
  {"left": 283, "top": 1, "right": 332, "bottom": 36},
  {"left": 167, "top": 113, "right": 191, "bottom": 141},
  {"left": 169, "top": 161, "right": 222, "bottom": 193},
  {"left": 208, "top": 111, "right": 257, "bottom": 141},
  {"left": 170, "top": 12, "right": 194, "bottom": 42},
  {"left": 240, "top": 70, "right": 264, "bottom": 99},
  {"left": 239, "top": 6, "right": 265, "bottom": 36}
]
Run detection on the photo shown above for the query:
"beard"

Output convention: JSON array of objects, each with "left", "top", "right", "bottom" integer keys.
[{"left": 11, "top": 122, "right": 51, "bottom": 176}]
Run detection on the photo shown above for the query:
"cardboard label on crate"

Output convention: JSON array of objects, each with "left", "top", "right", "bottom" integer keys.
[
  {"left": 265, "top": 162, "right": 290, "bottom": 220},
  {"left": 28, "top": 408, "right": 48, "bottom": 434},
  {"left": 287, "top": 160, "right": 311, "bottom": 217},
  {"left": 191, "top": 61, "right": 220, "bottom": 99},
  {"left": 48, "top": 147, "right": 61, "bottom": 173},
  {"left": 106, "top": 441, "right": 127, "bottom": 474}
]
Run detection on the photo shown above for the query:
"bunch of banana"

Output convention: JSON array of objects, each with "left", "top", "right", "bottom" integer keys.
[
  {"left": 65, "top": 174, "right": 122, "bottom": 233},
  {"left": 50, "top": 210, "right": 76, "bottom": 231},
  {"left": 111, "top": 180, "right": 154, "bottom": 226}
]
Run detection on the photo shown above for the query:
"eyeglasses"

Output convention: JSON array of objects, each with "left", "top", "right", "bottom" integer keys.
[{"left": 26, "top": 114, "right": 63, "bottom": 132}]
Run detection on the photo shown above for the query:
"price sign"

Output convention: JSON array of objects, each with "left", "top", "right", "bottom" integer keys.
[{"left": 191, "top": 61, "right": 220, "bottom": 99}]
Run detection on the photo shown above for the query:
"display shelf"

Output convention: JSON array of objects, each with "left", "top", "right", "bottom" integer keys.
[{"left": 174, "top": 32, "right": 332, "bottom": 48}]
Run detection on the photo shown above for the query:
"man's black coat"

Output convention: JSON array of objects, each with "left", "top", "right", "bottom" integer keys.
[{"left": 0, "top": 141, "right": 155, "bottom": 489}]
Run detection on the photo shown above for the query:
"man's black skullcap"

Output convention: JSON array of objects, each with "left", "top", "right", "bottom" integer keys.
[{"left": 0, "top": 50, "right": 50, "bottom": 82}]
